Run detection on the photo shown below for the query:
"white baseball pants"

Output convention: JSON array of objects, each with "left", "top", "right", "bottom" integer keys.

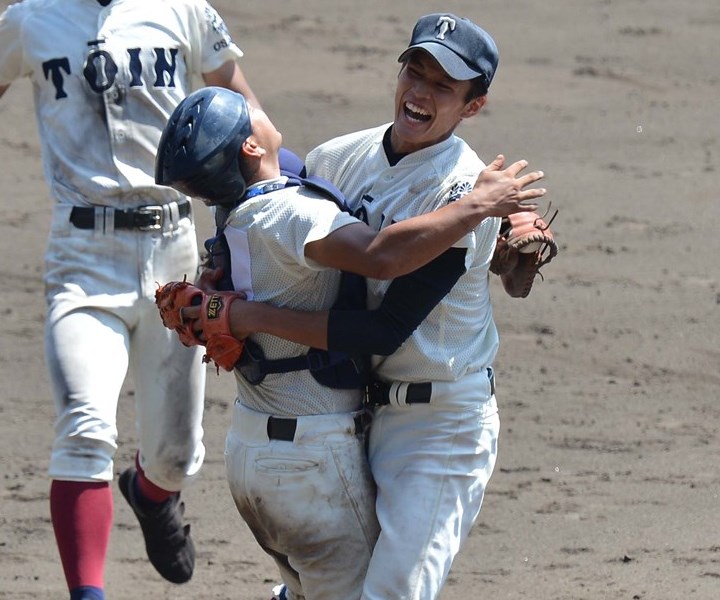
[
  {"left": 44, "top": 203, "right": 206, "bottom": 491},
  {"left": 362, "top": 370, "right": 499, "bottom": 600},
  {"left": 225, "top": 403, "right": 380, "bottom": 600}
]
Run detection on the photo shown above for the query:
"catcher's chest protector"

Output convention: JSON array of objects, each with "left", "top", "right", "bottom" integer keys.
[{"left": 204, "top": 177, "right": 370, "bottom": 389}]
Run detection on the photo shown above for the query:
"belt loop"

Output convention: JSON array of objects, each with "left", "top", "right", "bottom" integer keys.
[
  {"left": 94, "top": 207, "right": 105, "bottom": 233},
  {"left": 161, "top": 204, "right": 171, "bottom": 231},
  {"left": 164, "top": 202, "right": 179, "bottom": 231},
  {"left": 387, "top": 382, "right": 399, "bottom": 406},
  {"left": 388, "top": 382, "right": 407, "bottom": 406},
  {"left": 170, "top": 201, "right": 180, "bottom": 229},
  {"left": 104, "top": 207, "right": 115, "bottom": 234}
]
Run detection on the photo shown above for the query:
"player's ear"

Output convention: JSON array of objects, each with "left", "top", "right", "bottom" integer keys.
[
  {"left": 241, "top": 136, "right": 266, "bottom": 158},
  {"left": 460, "top": 95, "right": 487, "bottom": 119}
]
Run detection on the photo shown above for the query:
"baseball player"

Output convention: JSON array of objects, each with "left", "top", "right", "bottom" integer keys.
[
  {"left": 0, "top": 1, "right": 258, "bottom": 599},
  {"left": 154, "top": 85, "right": 544, "bottom": 600},
  {"left": 218, "top": 14, "right": 533, "bottom": 600}
]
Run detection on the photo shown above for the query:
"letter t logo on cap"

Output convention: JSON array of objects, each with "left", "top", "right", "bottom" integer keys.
[{"left": 435, "top": 16, "right": 456, "bottom": 40}]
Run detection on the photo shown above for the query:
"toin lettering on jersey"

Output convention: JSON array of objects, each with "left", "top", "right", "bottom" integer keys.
[{"left": 42, "top": 39, "right": 180, "bottom": 100}]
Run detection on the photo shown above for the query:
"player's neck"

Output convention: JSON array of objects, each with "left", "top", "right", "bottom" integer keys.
[
  {"left": 241, "top": 148, "right": 280, "bottom": 188},
  {"left": 247, "top": 161, "right": 280, "bottom": 188}
]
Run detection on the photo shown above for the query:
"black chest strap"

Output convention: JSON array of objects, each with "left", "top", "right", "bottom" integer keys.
[{"left": 237, "top": 339, "right": 367, "bottom": 388}]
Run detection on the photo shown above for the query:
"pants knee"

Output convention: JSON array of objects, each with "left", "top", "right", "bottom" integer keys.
[
  {"left": 138, "top": 442, "right": 205, "bottom": 491},
  {"left": 49, "top": 435, "right": 116, "bottom": 482}
]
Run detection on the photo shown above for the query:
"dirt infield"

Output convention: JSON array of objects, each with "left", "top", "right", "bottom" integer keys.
[{"left": 1, "top": 1, "right": 718, "bottom": 598}]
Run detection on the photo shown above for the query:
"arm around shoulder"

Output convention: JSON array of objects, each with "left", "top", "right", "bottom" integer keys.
[{"left": 223, "top": 247, "right": 468, "bottom": 355}]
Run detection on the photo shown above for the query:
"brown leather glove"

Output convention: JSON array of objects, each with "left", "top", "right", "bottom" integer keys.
[{"left": 489, "top": 211, "right": 558, "bottom": 298}]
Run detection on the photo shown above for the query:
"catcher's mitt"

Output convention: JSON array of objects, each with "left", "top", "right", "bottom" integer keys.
[
  {"left": 489, "top": 209, "right": 558, "bottom": 298},
  {"left": 155, "top": 277, "right": 204, "bottom": 347},
  {"left": 155, "top": 278, "right": 245, "bottom": 372}
]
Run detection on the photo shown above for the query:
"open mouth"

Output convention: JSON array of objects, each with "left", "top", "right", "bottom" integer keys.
[{"left": 404, "top": 101, "right": 432, "bottom": 123}]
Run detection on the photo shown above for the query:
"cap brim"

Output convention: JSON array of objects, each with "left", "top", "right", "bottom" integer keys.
[{"left": 398, "top": 43, "right": 482, "bottom": 81}]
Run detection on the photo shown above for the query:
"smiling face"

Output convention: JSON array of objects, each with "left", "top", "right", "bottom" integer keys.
[{"left": 391, "top": 50, "right": 487, "bottom": 155}]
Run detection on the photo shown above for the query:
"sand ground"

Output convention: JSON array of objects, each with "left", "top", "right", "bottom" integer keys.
[{"left": 1, "top": 1, "right": 718, "bottom": 598}]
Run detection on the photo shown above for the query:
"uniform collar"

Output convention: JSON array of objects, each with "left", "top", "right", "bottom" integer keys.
[{"left": 243, "top": 176, "right": 290, "bottom": 200}]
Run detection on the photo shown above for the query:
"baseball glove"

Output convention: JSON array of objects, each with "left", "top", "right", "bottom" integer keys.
[
  {"left": 155, "top": 278, "right": 245, "bottom": 372},
  {"left": 155, "top": 278, "right": 204, "bottom": 346},
  {"left": 489, "top": 209, "right": 558, "bottom": 298}
]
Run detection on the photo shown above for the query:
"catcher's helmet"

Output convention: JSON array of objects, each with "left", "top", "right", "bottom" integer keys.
[{"left": 156, "top": 86, "right": 252, "bottom": 206}]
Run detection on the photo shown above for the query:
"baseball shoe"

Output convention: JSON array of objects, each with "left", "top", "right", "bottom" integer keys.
[
  {"left": 270, "top": 583, "right": 288, "bottom": 600},
  {"left": 118, "top": 467, "right": 195, "bottom": 584}
]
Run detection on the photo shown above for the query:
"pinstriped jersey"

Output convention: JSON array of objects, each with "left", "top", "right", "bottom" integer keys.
[
  {"left": 306, "top": 124, "right": 502, "bottom": 383},
  {"left": 223, "top": 182, "right": 363, "bottom": 416},
  {"left": 0, "top": 0, "right": 244, "bottom": 208}
]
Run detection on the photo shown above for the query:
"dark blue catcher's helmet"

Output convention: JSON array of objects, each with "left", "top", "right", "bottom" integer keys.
[{"left": 155, "top": 86, "right": 252, "bottom": 206}]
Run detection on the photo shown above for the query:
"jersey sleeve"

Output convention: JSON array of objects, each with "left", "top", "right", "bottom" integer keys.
[
  {"left": 286, "top": 195, "right": 360, "bottom": 271},
  {"left": 0, "top": 3, "right": 29, "bottom": 86},
  {"left": 187, "top": 0, "right": 244, "bottom": 76},
  {"left": 239, "top": 191, "right": 359, "bottom": 273}
]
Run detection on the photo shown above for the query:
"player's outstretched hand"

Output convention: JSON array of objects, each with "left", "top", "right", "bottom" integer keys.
[{"left": 470, "top": 154, "right": 546, "bottom": 217}]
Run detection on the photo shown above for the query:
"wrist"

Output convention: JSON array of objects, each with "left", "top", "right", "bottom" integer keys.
[{"left": 457, "top": 193, "right": 488, "bottom": 230}]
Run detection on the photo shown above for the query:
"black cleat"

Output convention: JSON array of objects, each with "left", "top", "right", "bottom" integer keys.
[{"left": 118, "top": 467, "right": 195, "bottom": 584}]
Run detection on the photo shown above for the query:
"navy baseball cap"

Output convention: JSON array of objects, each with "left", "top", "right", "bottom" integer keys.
[{"left": 398, "top": 14, "right": 499, "bottom": 87}]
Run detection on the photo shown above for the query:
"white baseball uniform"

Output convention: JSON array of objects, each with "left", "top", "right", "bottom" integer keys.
[
  {"left": 0, "top": 0, "right": 245, "bottom": 490},
  {"left": 307, "top": 124, "right": 501, "bottom": 600},
  {"left": 222, "top": 179, "right": 380, "bottom": 600}
]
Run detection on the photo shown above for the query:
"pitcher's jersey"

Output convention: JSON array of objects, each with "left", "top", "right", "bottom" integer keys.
[
  {"left": 306, "top": 124, "right": 501, "bottom": 383},
  {"left": 0, "top": 0, "right": 244, "bottom": 208},
  {"left": 223, "top": 181, "right": 362, "bottom": 416}
]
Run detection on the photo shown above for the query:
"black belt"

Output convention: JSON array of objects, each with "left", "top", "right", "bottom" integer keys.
[
  {"left": 365, "top": 369, "right": 496, "bottom": 407},
  {"left": 69, "top": 201, "right": 191, "bottom": 231},
  {"left": 266, "top": 414, "right": 366, "bottom": 442}
]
